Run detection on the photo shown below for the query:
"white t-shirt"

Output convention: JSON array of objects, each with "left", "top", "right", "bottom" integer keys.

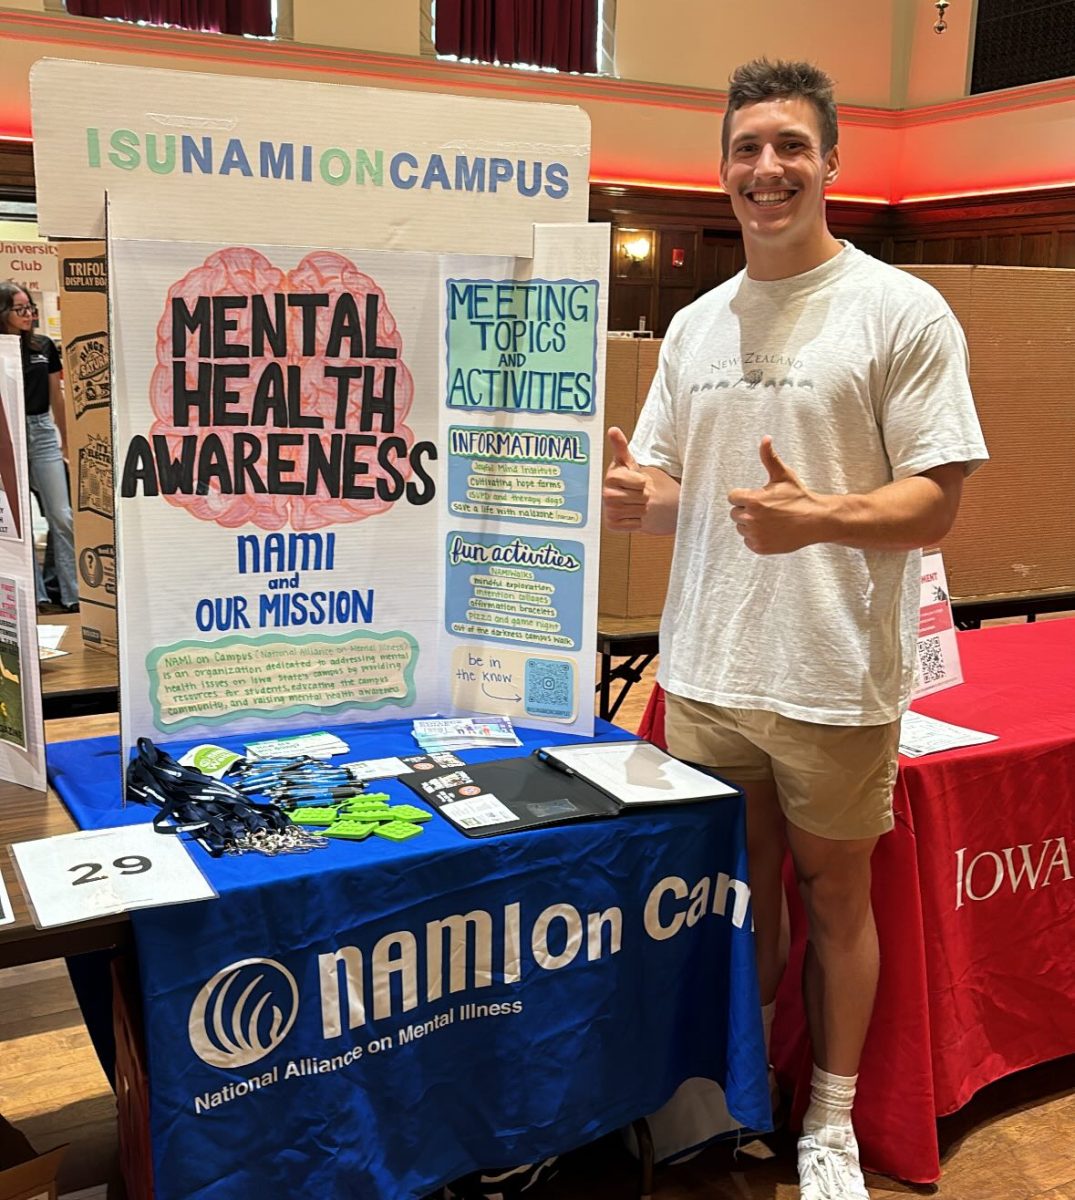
[{"left": 630, "top": 243, "right": 988, "bottom": 726}]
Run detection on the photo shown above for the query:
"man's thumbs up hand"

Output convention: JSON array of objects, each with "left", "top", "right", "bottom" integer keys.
[
  {"left": 608, "top": 426, "right": 639, "bottom": 472},
  {"left": 727, "top": 437, "right": 825, "bottom": 555},
  {"left": 603, "top": 427, "right": 651, "bottom": 531},
  {"left": 759, "top": 434, "right": 801, "bottom": 487}
]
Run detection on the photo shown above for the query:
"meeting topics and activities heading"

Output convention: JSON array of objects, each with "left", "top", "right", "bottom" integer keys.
[{"left": 85, "top": 128, "right": 572, "bottom": 199}]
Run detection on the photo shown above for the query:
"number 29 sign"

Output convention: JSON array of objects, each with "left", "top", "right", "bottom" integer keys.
[{"left": 11, "top": 824, "right": 216, "bottom": 929}]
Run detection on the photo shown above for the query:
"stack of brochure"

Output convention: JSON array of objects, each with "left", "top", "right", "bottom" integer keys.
[{"left": 411, "top": 717, "right": 521, "bottom": 753}]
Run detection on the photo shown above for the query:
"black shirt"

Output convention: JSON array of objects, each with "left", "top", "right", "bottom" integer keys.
[{"left": 22, "top": 334, "right": 61, "bottom": 416}]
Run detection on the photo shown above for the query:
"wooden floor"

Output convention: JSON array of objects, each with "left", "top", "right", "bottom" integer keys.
[{"left": 3, "top": 633, "right": 1074, "bottom": 1198}]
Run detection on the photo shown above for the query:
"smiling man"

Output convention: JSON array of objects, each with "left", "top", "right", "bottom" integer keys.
[{"left": 603, "top": 60, "right": 988, "bottom": 1200}]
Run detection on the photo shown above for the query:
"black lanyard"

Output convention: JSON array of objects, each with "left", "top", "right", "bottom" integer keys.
[{"left": 126, "top": 738, "right": 328, "bottom": 856}]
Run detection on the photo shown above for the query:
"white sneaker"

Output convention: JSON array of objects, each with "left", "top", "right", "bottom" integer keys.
[{"left": 797, "top": 1131, "right": 870, "bottom": 1200}]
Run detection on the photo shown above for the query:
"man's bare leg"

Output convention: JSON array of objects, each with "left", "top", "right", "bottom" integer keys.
[
  {"left": 785, "top": 824, "right": 879, "bottom": 1200},
  {"left": 741, "top": 778, "right": 790, "bottom": 1006},
  {"left": 786, "top": 825, "right": 879, "bottom": 1074}
]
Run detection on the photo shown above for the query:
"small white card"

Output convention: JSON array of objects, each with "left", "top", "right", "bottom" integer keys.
[
  {"left": 899, "top": 710, "right": 999, "bottom": 758},
  {"left": 246, "top": 732, "right": 349, "bottom": 760},
  {"left": 441, "top": 794, "right": 518, "bottom": 829},
  {"left": 0, "top": 864, "right": 14, "bottom": 925},
  {"left": 10, "top": 825, "right": 217, "bottom": 929},
  {"left": 341, "top": 756, "right": 414, "bottom": 782}
]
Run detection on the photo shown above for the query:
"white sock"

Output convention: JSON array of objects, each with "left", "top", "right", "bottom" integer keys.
[
  {"left": 802, "top": 1064, "right": 857, "bottom": 1148},
  {"left": 761, "top": 1000, "right": 776, "bottom": 1061}
]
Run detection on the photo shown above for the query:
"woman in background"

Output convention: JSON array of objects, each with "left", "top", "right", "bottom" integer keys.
[{"left": 0, "top": 281, "right": 79, "bottom": 612}]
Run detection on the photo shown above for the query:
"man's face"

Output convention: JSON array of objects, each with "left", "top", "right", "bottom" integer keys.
[{"left": 719, "top": 97, "right": 839, "bottom": 246}]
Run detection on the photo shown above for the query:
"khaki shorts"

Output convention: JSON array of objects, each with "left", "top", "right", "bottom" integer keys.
[{"left": 664, "top": 692, "right": 899, "bottom": 841}]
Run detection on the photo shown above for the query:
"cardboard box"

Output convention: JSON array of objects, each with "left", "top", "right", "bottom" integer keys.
[
  {"left": 902, "top": 266, "right": 1075, "bottom": 602},
  {"left": 598, "top": 338, "right": 674, "bottom": 617},
  {"left": 56, "top": 241, "right": 117, "bottom": 654},
  {"left": 0, "top": 1135, "right": 65, "bottom": 1200}
]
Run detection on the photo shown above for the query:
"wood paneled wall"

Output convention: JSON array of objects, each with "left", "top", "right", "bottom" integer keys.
[
  {"left": 0, "top": 142, "right": 35, "bottom": 201},
  {"left": 592, "top": 184, "right": 1075, "bottom": 334}
]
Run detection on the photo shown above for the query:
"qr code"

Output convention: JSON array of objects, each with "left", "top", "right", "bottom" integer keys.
[
  {"left": 917, "top": 635, "right": 946, "bottom": 686},
  {"left": 524, "top": 658, "right": 574, "bottom": 719}
]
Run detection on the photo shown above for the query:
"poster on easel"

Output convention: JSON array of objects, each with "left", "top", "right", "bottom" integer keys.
[
  {"left": 29, "top": 59, "right": 606, "bottom": 762},
  {"left": 912, "top": 549, "right": 963, "bottom": 699},
  {"left": 0, "top": 339, "right": 47, "bottom": 789}
]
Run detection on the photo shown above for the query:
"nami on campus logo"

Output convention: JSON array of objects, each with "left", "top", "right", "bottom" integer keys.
[{"left": 188, "top": 957, "right": 299, "bottom": 1068}]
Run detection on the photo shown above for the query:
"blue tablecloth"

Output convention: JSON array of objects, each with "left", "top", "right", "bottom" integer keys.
[{"left": 49, "top": 720, "right": 768, "bottom": 1200}]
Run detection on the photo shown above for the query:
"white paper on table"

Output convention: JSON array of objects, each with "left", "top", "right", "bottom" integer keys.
[
  {"left": 37, "top": 624, "right": 67, "bottom": 651},
  {"left": 899, "top": 710, "right": 999, "bottom": 758},
  {"left": 10, "top": 825, "right": 217, "bottom": 928},
  {"left": 541, "top": 740, "right": 740, "bottom": 805}
]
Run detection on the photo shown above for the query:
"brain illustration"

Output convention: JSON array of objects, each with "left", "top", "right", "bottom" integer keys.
[{"left": 149, "top": 247, "right": 416, "bottom": 531}]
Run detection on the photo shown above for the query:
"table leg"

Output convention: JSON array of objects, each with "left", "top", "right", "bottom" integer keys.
[
  {"left": 599, "top": 650, "right": 613, "bottom": 721},
  {"left": 632, "top": 1117, "right": 655, "bottom": 1200},
  {"left": 594, "top": 653, "right": 657, "bottom": 723}
]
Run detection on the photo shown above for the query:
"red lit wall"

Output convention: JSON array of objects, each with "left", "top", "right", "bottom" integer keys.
[{"left": 1, "top": 8, "right": 1073, "bottom": 206}]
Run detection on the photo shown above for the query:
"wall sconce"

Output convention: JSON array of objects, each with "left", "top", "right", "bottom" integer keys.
[
  {"left": 614, "top": 227, "right": 655, "bottom": 279},
  {"left": 621, "top": 235, "right": 652, "bottom": 262},
  {"left": 933, "top": 0, "right": 950, "bottom": 34}
]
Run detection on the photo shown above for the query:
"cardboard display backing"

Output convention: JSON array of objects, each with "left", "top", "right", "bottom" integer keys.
[
  {"left": 599, "top": 337, "right": 673, "bottom": 617},
  {"left": 55, "top": 241, "right": 117, "bottom": 654},
  {"left": 902, "top": 266, "right": 1075, "bottom": 602}
]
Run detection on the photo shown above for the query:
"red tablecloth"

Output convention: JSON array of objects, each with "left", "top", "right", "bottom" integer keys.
[{"left": 639, "top": 619, "right": 1075, "bottom": 1183}]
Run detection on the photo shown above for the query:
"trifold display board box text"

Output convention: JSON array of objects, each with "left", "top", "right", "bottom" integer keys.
[
  {"left": 30, "top": 59, "right": 608, "bottom": 759},
  {"left": 56, "top": 241, "right": 116, "bottom": 653}
]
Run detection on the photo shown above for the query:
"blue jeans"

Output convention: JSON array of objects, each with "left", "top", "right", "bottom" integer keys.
[{"left": 26, "top": 412, "right": 78, "bottom": 607}]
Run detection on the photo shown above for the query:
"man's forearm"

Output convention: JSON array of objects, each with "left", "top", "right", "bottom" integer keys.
[
  {"left": 819, "top": 469, "right": 963, "bottom": 552},
  {"left": 639, "top": 466, "right": 681, "bottom": 536}
]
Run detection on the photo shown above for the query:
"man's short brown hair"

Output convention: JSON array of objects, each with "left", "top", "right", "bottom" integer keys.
[{"left": 721, "top": 59, "right": 838, "bottom": 157}]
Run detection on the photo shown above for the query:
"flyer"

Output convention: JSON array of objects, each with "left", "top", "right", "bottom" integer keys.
[
  {"left": 913, "top": 550, "right": 963, "bottom": 699},
  {"left": 0, "top": 576, "right": 25, "bottom": 748}
]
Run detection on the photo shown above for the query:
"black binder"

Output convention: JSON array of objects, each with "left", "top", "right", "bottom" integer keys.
[{"left": 401, "top": 740, "right": 739, "bottom": 839}]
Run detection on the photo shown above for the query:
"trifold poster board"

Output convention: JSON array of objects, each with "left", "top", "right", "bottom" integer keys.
[
  {"left": 30, "top": 60, "right": 607, "bottom": 762},
  {"left": 56, "top": 241, "right": 117, "bottom": 654},
  {"left": 30, "top": 59, "right": 591, "bottom": 255},
  {"left": 0, "top": 339, "right": 47, "bottom": 790},
  {"left": 109, "top": 224, "right": 607, "bottom": 749}
]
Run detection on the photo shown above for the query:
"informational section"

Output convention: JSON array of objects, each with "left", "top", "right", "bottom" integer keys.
[
  {"left": 0, "top": 340, "right": 47, "bottom": 790},
  {"left": 111, "top": 224, "right": 606, "bottom": 756},
  {"left": 446, "top": 426, "right": 590, "bottom": 527}
]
